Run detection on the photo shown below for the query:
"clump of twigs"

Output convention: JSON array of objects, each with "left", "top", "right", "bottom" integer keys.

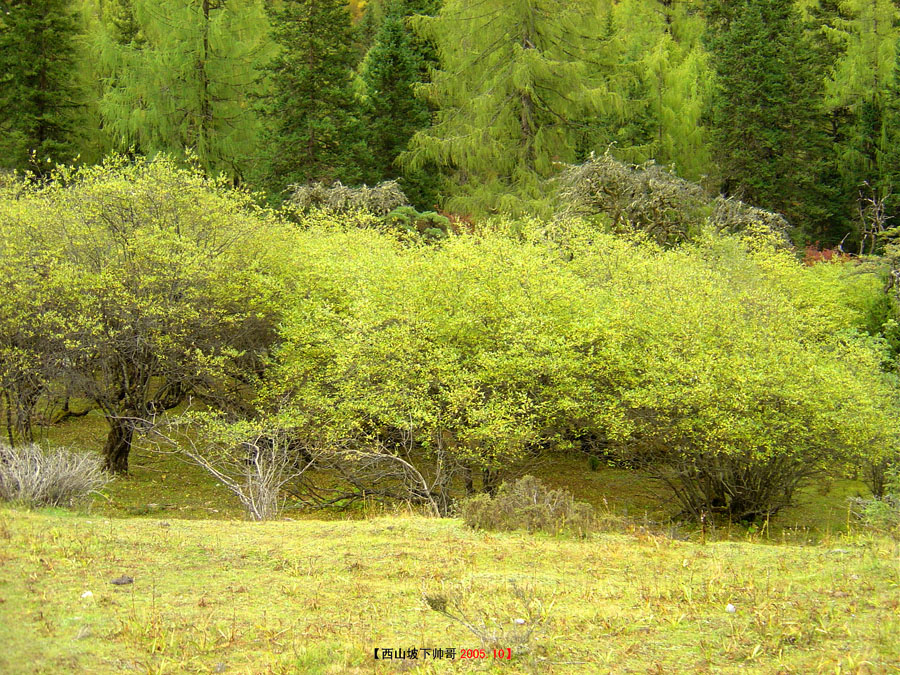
[
  {"left": 289, "top": 180, "right": 408, "bottom": 216},
  {"left": 423, "top": 578, "right": 553, "bottom": 656}
]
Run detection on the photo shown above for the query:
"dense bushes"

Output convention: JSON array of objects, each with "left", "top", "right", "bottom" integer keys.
[
  {"left": 2, "top": 158, "right": 898, "bottom": 521},
  {"left": 568, "top": 232, "right": 900, "bottom": 520},
  {"left": 268, "top": 219, "right": 900, "bottom": 520},
  {"left": 0, "top": 156, "right": 296, "bottom": 472},
  {"left": 0, "top": 444, "right": 109, "bottom": 507}
]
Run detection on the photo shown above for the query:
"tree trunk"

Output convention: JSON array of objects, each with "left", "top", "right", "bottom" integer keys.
[
  {"left": 463, "top": 465, "right": 475, "bottom": 496},
  {"left": 482, "top": 468, "right": 500, "bottom": 496},
  {"left": 103, "top": 416, "right": 134, "bottom": 474},
  {"left": 3, "top": 390, "right": 14, "bottom": 447}
]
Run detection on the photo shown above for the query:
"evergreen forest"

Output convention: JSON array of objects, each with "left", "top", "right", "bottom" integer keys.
[{"left": 5, "top": 0, "right": 900, "bottom": 246}]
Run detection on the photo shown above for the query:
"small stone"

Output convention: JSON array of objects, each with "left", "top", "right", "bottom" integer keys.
[
  {"left": 110, "top": 575, "right": 134, "bottom": 586},
  {"left": 158, "top": 521, "right": 171, "bottom": 528},
  {"left": 80, "top": 591, "right": 93, "bottom": 599},
  {"left": 514, "top": 618, "right": 526, "bottom": 625},
  {"left": 726, "top": 603, "right": 736, "bottom": 614}
]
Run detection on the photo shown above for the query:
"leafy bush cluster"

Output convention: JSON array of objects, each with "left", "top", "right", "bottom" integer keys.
[
  {"left": 384, "top": 206, "right": 451, "bottom": 242},
  {"left": 2, "top": 158, "right": 899, "bottom": 522},
  {"left": 0, "top": 156, "right": 294, "bottom": 472},
  {"left": 271, "top": 219, "right": 900, "bottom": 520},
  {"left": 460, "top": 476, "right": 596, "bottom": 536},
  {"left": 0, "top": 444, "right": 110, "bottom": 507}
]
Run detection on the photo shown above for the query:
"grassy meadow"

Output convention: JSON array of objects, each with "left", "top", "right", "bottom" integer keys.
[{"left": 1, "top": 415, "right": 899, "bottom": 674}]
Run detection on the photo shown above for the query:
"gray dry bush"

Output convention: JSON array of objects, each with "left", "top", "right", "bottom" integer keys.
[
  {"left": 289, "top": 180, "right": 408, "bottom": 215},
  {"left": 850, "top": 467, "right": 900, "bottom": 536},
  {"left": 460, "top": 475, "right": 595, "bottom": 536},
  {"left": 0, "top": 443, "right": 110, "bottom": 507},
  {"left": 556, "top": 153, "right": 791, "bottom": 245},
  {"left": 423, "top": 578, "right": 553, "bottom": 657}
]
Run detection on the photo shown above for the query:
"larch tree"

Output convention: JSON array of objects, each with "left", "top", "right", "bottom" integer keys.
[
  {"left": 608, "top": 0, "right": 713, "bottom": 182},
  {"left": 96, "top": 0, "right": 272, "bottom": 182},
  {"left": 0, "top": 0, "right": 83, "bottom": 172},
  {"left": 261, "top": 0, "right": 370, "bottom": 193},
  {"left": 822, "top": 0, "right": 900, "bottom": 238},
  {"left": 402, "top": 0, "right": 625, "bottom": 215},
  {"left": 705, "top": 0, "right": 833, "bottom": 236}
]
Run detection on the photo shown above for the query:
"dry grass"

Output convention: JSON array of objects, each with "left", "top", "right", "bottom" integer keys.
[
  {"left": 0, "top": 443, "right": 110, "bottom": 507},
  {"left": 1, "top": 508, "right": 898, "bottom": 674}
]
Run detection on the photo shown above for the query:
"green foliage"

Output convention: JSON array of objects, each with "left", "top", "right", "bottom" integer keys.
[
  {"left": 0, "top": 155, "right": 296, "bottom": 472},
  {"left": 821, "top": 0, "right": 900, "bottom": 243},
  {"left": 595, "top": 0, "right": 713, "bottom": 182},
  {"left": 267, "top": 224, "right": 623, "bottom": 512},
  {"left": 0, "top": 0, "right": 84, "bottom": 171},
  {"left": 403, "top": 0, "right": 626, "bottom": 215},
  {"left": 94, "top": 0, "right": 272, "bottom": 181},
  {"left": 262, "top": 216, "right": 900, "bottom": 520},
  {"left": 460, "top": 475, "right": 596, "bottom": 536},
  {"left": 358, "top": 0, "right": 441, "bottom": 208},
  {"left": 262, "top": 0, "right": 370, "bottom": 193},
  {"left": 584, "top": 233, "right": 900, "bottom": 520},
  {"left": 384, "top": 206, "right": 450, "bottom": 242},
  {"left": 706, "top": 0, "right": 833, "bottom": 235}
]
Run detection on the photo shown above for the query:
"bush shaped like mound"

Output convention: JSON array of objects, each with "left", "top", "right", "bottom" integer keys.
[
  {"left": 461, "top": 476, "right": 596, "bottom": 536},
  {"left": 0, "top": 444, "right": 110, "bottom": 507}
]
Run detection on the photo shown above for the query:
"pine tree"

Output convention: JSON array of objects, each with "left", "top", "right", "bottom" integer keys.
[
  {"left": 705, "top": 0, "right": 832, "bottom": 235},
  {"left": 402, "top": 0, "right": 625, "bottom": 215},
  {"left": 96, "top": 0, "right": 271, "bottom": 182},
  {"left": 359, "top": 0, "right": 440, "bottom": 207},
  {"left": 262, "top": 0, "right": 369, "bottom": 192},
  {"left": 0, "top": 0, "right": 83, "bottom": 172}
]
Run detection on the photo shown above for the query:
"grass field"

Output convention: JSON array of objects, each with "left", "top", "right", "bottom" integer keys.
[
  {"left": 1, "top": 507, "right": 898, "bottom": 674},
  {"left": 1, "top": 415, "right": 898, "bottom": 673}
]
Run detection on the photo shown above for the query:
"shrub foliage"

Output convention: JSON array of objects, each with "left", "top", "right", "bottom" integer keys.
[{"left": 3, "top": 158, "right": 899, "bottom": 522}]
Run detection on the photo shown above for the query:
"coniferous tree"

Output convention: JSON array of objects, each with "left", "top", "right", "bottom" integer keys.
[
  {"left": 0, "top": 0, "right": 83, "bottom": 172},
  {"left": 359, "top": 0, "right": 440, "bottom": 207},
  {"left": 607, "top": 0, "right": 713, "bottom": 181},
  {"left": 822, "top": 0, "right": 900, "bottom": 239},
  {"left": 356, "top": 0, "right": 387, "bottom": 51},
  {"left": 96, "top": 0, "right": 271, "bottom": 182},
  {"left": 403, "top": 0, "right": 625, "bottom": 215},
  {"left": 262, "top": 0, "right": 369, "bottom": 193},
  {"left": 705, "top": 0, "right": 833, "bottom": 237}
]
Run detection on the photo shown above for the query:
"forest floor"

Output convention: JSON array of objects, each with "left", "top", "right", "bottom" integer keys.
[{"left": 0, "top": 414, "right": 898, "bottom": 673}]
